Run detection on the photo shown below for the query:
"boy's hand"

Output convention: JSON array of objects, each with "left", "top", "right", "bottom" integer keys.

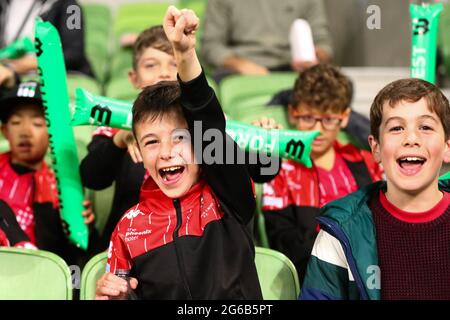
[
  {"left": 120, "top": 33, "right": 138, "bottom": 48},
  {"left": 252, "top": 117, "right": 284, "bottom": 130},
  {"left": 81, "top": 200, "right": 95, "bottom": 226},
  {"left": 95, "top": 272, "right": 138, "bottom": 300},
  {"left": 163, "top": 6, "right": 199, "bottom": 54},
  {"left": 113, "top": 130, "right": 143, "bottom": 163}
]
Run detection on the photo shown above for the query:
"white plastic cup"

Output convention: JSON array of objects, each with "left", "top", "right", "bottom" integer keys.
[{"left": 289, "top": 19, "right": 317, "bottom": 62}]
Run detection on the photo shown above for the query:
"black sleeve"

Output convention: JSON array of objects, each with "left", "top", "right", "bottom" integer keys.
[
  {"left": 266, "top": 89, "right": 293, "bottom": 107},
  {"left": 34, "top": 202, "right": 99, "bottom": 266},
  {"left": 0, "top": 200, "right": 30, "bottom": 245},
  {"left": 179, "top": 71, "right": 256, "bottom": 225},
  {"left": 263, "top": 205, "right": 320, "bottom": 284},
  {"left": 246, "top": 153, "right": 281, "bottom": 184},
  {"left": 41, "top": 0, "right": 93, "bottom": 77},
  {"left": 79, "top": 135, "right": 127, "bottom": 190}
]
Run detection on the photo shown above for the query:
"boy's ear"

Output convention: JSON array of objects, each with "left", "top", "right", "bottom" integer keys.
[
  {"left": 368, "top": 135, "right": 381, "bottom": 163},
  {"left": 287, "top": 104, "right": 298, "bottom": 126},
  {"left": 340, "top": 108, "right": 352, "bottom": 129},
  {"left": 1, "top": 124, "right": 8, "bottom": 140},
  {"left": 128, "top": 69, "right": 140, "bottom": 89},
  {"left": 443, "top": 138, "right": 450, "bottom": 164}
]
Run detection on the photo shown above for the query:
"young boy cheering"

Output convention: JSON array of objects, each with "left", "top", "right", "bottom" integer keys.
[
  {"left": 95, "top": 6, "right": 263, "bottom": 300},
  {"left": 301, "top": 78, "right": 450, "bottom": 300}
]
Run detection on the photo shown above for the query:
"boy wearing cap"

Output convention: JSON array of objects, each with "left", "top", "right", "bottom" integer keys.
[{"left": 0, "top": 81, "right": 96, "bottom": 265}]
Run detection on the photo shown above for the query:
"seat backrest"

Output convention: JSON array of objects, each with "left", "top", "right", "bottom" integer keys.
[
  {"left": 255, "top": 247, "right": 300, "bottom": 300},
  {"left": 80, "top": 248, "right": 300, "bottom": 300},
  {"left": 114, "top": 3, "right": 169, "bottom": 37},
  {"left": 0, "top": 247, "right": 73, "bottom": 300},
  {"left": 219, "top": 73, "right": 298, "bottom": 115},
  {"left": 82, "top": 3, "right": 112, "bottom": 83},
  {"left": 80, "top": 251, "right": 108, "bottom": 300}
]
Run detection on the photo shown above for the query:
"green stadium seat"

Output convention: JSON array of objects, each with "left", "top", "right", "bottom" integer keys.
[
  {"left": 90, "top": 183, "right": 115, "bottom": 235},
  {"left": 235, "top": 104, "right": 292, "bottom": 130},
  {"left": 105, "top": 77, "right": 138, "bottom": 102},
  {"left": 255, "top": 247, "right": 300, "bottom": 300},
  {"left": 115, "top": 3, "right": 170, "bottom": 37},
  {"left": 219, "top": 73, "right": 298, "bottom": 116},
  {"left": 67, "top": 74, "right": 101, "bottom": 101},
  {"left": 82, "top": 4, "right": 112, "bottom": 84},
  {"left": 109, "top": 48, "right": 133, "bottom": 81},
  {"left": 80, "top": 251, "right": 108, "bottom": 300},
  {"left": 0, "top": 247, "right": 73, "bottom": 300},
  {"left": 80, "top": 247, "right": 299, "bottom": 300}
]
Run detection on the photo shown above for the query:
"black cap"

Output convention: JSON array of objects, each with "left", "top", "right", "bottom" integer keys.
[{"left": 0, "top": 81, "right": 43, "bottom": 123}]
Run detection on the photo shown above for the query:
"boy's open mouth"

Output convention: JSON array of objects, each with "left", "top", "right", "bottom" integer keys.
[
  {"left": 396, "top": 156, "right": 426, "bottom": 176},
  {"left": 159, "top": 165, "right": 185, "bottom": 185},
  {"left": 17, "top": 141, "right": 32, "bottom": 150}
]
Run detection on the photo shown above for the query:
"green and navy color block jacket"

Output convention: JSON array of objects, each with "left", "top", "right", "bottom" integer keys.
[{"left": 300, "top": 178, "right": 450, "bottom": 300}]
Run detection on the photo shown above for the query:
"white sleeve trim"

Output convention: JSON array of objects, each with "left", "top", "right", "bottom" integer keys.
[{"left": 311, "top": 230, "right": 354, "bottom": 281}]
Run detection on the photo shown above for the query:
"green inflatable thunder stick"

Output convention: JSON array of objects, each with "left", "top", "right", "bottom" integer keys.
[
  {"left": 73, "top": 88, "right": 319, "bottom": 168},
  {"left": 0, "top": 37, "right": 34, "bottom": 60},
  {"left": 35, "top": 20, "right": 88, "bottom": 250},
  {"left": 410, "top": 3, "right": 443, "bottom": 84}
]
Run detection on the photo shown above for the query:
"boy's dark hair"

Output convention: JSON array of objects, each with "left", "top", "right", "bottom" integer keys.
[
  {"left": 132, "top": 81, "right": 184, "bottom": 138},
  {"left": 290, "top": 64, "right": 352, "bottom": 113},
  {"left": 370, "top": 78, "right": 450, "bottom": 141},
  {"left": 132, "top": 25, "right": 173, "bottom": 70}
]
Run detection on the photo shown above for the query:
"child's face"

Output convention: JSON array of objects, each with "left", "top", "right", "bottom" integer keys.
[
  {"left": 369, "top": 98, "right": 450, "bottom": 195},
  {"left": 1, "top": 104, "right": 49, "bottom": 169},
  {"left": 135, "top": 112, "right": 200, "bottom": 198},
  {"left": 129, "top": 47, "right": 177, "bottom": 89},
  {"left": 289, "top": 103, "right": 350, "bottom": 158}
]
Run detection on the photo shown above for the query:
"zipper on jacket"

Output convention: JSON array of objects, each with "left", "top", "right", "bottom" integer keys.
[{"left": 172, "top": 198, "right": 193, "bottom": 299}]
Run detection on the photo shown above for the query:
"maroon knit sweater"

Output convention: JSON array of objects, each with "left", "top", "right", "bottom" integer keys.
[{"left": 369, "top": 191, "right": 450, "bottom": 300}]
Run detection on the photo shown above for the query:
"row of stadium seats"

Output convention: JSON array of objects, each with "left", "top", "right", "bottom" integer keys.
[
  {"left": 0, "top": 246, "right": 300, "bottom": 300},
  {"left": 82, "top": 1, "right": 206, "bottom": 88}
]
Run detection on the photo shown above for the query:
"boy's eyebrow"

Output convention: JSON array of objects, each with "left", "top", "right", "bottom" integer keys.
[
  {"left": 417, "top": 114, "right": 439, "bottom": 123},
  {"left": 141, "top": 57, "right": 157, "bottom": 62},
  {"left": 384, "top": 116, "right": 404, "bottom": 126},
  {"left": 384, "top": 114, "right": 439, "bottom": 126},
  {"left": 140, "top": 133, "right": 156, "bottom": 142}
]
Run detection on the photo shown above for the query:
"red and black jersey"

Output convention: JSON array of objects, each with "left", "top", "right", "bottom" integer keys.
[
  {"left": 262, "top": 142, "right": 383, "bottom": 284},
  {"left": 0, "top": 152, "right": 98, "bottom": 265},
  {"left": 0, "top": 152, "right": 58, "bottom": 245},
  {"left": 107, "top": 72, "right": 262, "bottom": 300}
]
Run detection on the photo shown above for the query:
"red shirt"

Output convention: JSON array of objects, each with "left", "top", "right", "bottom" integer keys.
[
  {"left": 0, "top": 153, "right": 58, "bottom": 245},
  {"left": 316, "top": 152, "right": 358, "bottom": 207}
]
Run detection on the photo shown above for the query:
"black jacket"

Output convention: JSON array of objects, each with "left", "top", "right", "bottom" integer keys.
[{"left": 107, "top": 72, "right": 263, "bottom": 299}]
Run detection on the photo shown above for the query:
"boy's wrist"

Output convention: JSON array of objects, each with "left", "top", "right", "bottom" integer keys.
[{"left": 175, "top": 49, "right": 202, "bottom": 82}]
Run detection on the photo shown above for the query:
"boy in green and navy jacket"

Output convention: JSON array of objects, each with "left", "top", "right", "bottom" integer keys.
[{"left": 301, "top": 78, "right": 450, "bottom": 300}]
